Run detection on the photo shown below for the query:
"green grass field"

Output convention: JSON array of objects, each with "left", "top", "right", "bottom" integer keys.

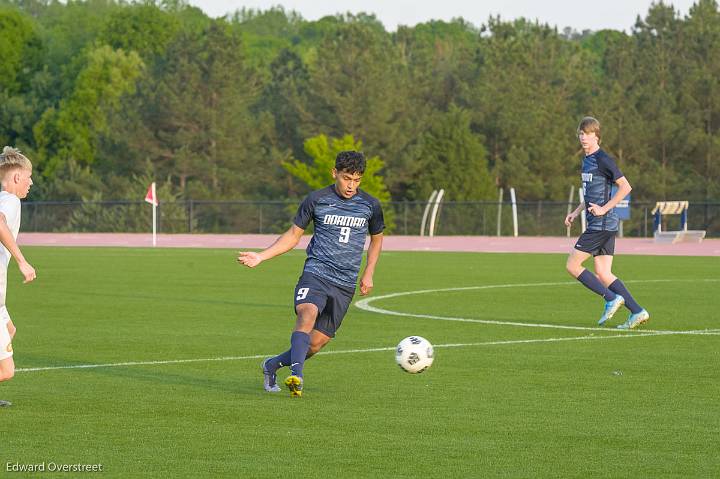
[{"left": 2, "top": 247, "right": 719, "bottom": 478}]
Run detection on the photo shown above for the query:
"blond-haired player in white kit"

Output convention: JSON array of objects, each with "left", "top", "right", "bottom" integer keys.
[{"left": 0, "top": 147, "right": 36, "bottom": 408}]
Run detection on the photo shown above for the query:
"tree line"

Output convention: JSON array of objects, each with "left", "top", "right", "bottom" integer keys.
[{"left": 1, "top": 0, "right": 719, "bottom": 205}]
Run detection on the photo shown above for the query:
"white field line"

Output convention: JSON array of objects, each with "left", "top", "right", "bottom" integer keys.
[
  {"left": 354, "top": 279, "right": 720, "bottom": 334},
  {"left": 16, "top": 329, "right": 706, "bottom": 374},
  {"left": 16, "top": 279, "right": 719, "bottom": 374}
]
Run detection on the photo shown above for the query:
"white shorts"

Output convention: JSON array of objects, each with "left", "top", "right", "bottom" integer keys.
[{"left": 0, "top": 308, "right": 12, "bottom": 361}]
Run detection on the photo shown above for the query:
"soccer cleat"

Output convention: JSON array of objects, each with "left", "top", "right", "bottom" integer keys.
[
  {"left": 284, "top": 375, "right": 303, "bottom": 398},
  {"left": 598, "top": 295, "right": 625, "bottom": 326},
  {"left": 261, "top": 358, "right": 281, "bottom": 393},
  {"left": 617, "top": 309, "right": 650, "bottom": 330},
  {"left": 0, "top": 400, "right": 12, "bottom": 407}
]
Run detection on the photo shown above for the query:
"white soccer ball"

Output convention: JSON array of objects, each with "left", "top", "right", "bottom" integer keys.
[{"left": 395, "top": 336, "right": 434, "bottom": 374}]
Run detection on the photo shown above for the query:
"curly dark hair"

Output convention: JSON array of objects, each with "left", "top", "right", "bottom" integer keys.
[{"left": 335, "top": 151, "right": 366, "bottom": 174}]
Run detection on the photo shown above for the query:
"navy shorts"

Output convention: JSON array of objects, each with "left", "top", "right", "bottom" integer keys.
[
  {"left": 293, "top": 272, "right": 355, "bottom": 338},
  {"left": 574, "top": 230, "right": 617, "bottom": 256}
]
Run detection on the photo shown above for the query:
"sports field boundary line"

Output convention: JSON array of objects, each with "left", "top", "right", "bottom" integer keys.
[
  {"left": 354, "top": 278, "right": 720, "bottom": 333},
  {"left": 18, "top": 233, "right": 720, "bottom": 256},
  {"left": 15, "top": 330, "right": 718, "bottom": 374}
]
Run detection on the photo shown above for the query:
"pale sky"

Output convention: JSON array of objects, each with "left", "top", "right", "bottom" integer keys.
[{"left": 188, "top": 0, "right": 698, "bottom": 32}]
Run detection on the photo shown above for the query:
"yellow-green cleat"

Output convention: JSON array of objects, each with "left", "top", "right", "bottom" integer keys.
[{"left": 284, "top": 375, "right": 303, "bottom": 398}]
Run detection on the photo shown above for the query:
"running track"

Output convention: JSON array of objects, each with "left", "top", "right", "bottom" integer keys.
[{"left": 17, "top": 233, "right": 720, "bottom": 256}]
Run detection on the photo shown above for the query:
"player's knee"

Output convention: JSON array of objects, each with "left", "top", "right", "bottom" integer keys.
[
  {"left": 597, "top": 272, "right": 614, "bottom": 285},
  {"left": 296, "top": 304, "right": 317, "bottom": 320},
  {"left": 566, "top": 261, "right": 581, "bottom": 277}
]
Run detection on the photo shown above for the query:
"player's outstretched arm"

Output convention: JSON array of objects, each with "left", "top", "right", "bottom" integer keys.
[
  {"left": 359, "top": 233, "right": 383, "bottom": 296},
  {"left": 0, "top": 213, "right": 35, "bottom": 283},
  {"left": 237, "top": 225, "right": 305, "bottom": 268}
]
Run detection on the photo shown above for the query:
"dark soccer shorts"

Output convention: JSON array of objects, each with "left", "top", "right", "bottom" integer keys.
[
  {"left": 574, "top": 230, "right": 617, "bottom": 256},
  {"left": 293, "top": 271, "right": 355, "bottom": 338}
]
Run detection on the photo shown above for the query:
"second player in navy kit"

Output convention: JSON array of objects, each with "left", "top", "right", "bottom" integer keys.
[
  {"left": 565, "top": 117, "right": 649, "bottom": 329},
  {"left": 238, "top": 151, "right": 384, "bottom": 397}
]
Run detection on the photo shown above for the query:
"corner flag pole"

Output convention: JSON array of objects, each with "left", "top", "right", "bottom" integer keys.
[
  {"left": 510, "top": 187, "right": 518, "bottom": 237},
  {"left": 145, "top": 182, "right": 158, "bottom": 247},
  {"left": 152, "top": 188, "right": 157, "bottom": 247}
]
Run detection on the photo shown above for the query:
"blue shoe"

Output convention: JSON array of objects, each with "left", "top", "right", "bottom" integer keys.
[
  {"left": 261, "top": 358, "right": 281, "bottom": 393},
  {"left": 285, "top": 375, "right": 303, "bottom": 398},
  {"left": 598, "top": 295, "right": 625, "bottom": 326},
  {"left": 617, "top": 309, "right": 650, "bottom": 330}
]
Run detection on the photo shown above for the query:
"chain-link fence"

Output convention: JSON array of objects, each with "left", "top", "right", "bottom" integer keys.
[{"left": 20, "top": 200, "right": 720, "bottom": 237}]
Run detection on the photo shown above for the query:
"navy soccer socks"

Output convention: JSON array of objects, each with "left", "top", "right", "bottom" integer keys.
[
  {"left": 289, "top": 331, "right": 311, "bottom": 378},
  {"left": 577, "top": 269, "right": 616, "bottom": 301},
  {"left": 266, "top": 350, "right": 292, "bottom": 371},
  {"left": 608, "top": 279, "right": 643, "bottom": 314}
]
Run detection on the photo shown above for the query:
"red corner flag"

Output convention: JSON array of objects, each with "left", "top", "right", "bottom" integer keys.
[
  {"left": 144, "top": 182, "right": 158, "bottom": 206},
  {"left": 145, "top": 182, "right": 158, "bottom": 247}
]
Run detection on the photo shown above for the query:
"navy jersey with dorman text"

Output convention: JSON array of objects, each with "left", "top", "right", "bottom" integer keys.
[
  {"left": 293, "top": 185, "right": 385, "bottom": 290},
  {"left": 581, "top": 149, "right": 624, "bottom": 232}
]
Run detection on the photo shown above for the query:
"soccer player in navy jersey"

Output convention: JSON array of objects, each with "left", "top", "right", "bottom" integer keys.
[
  {"left": 238, "top": 151, "right": 384, "bottom": 397},
  {"left": 565, "top": 117, "right": 649, "bottom": 329}
]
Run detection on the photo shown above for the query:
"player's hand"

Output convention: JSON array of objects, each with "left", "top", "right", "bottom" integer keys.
[
  {"left": 359, "top": 275, "right": 373, "bottom": 296},
  {"left": 18, "top": 261, "right": 35, "bottom": 283},
  {"left": 587, "top": 203, "right": 606, "bottom": 217},
  {"left": 237, "top": 251, "right": 263, "bottom": 268},
  {"left": 564, "top": 213, "right": 576, "bottom": 227}
]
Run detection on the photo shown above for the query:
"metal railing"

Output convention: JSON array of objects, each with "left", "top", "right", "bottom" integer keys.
[{"left": 20, "top": 200, "right": 720, "bottom": 237}]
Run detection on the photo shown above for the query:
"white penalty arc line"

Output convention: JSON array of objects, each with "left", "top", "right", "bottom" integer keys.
[
  {"left": 15, "top": 280, "right": 719, "bottom": 374},
  {"left": 354, "top": 279, "right": 720, "bottom": 334},
  {"left": 15, "top": 330, "right": 702, "bottom": 374}
]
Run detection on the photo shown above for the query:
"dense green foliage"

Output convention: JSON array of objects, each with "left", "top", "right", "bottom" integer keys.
[
  {"left": 4, "top": 247, "right": 720, "bottom": 476},
  {"left": 1, "top": 0, "right": 719, "bottom": 203}
]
